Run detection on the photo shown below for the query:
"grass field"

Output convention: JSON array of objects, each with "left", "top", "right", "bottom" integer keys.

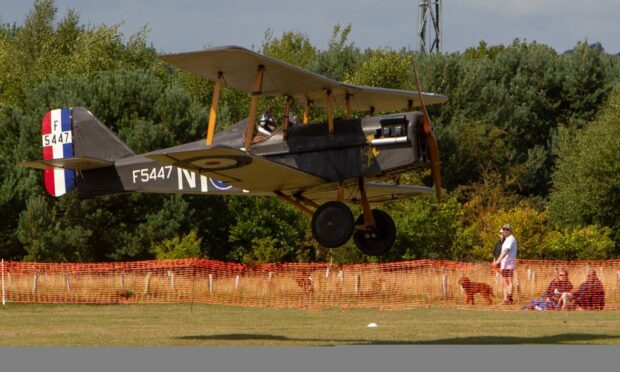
[{"left": 1, "top": 304, "right": 620, "bottom": 346}]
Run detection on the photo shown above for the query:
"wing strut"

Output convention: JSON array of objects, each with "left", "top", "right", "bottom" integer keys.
[
  {"left": 357, "top": 177, "right": 376, "bottom": 228},
  {"left": 345, "top": 94, "right": 353, "bottom": 120},
  {"left": 283, "top": 96, "right": 292, "bottom": 139},
  {"left": 243, "top": 65, "right": 264, "bottom": 150},
  {"left": 206, "top": 71, "right": 223, "bottom": 145},
  {"left": 326, "top": 89, "right": 334, "bottom": 134},
  {"left": 303, "top": 100, "right": 312, "bottom": 124}
]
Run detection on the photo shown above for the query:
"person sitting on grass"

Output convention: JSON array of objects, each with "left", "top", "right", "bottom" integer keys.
[
  {"left": 523, "top": 268, "right": 573, "bottom": 311},
  {"left": 571, "top": 269, "right": 605, "bottom": 310},
  {"left": 543, "top": 268, "right": 573, "bottom": 309}
]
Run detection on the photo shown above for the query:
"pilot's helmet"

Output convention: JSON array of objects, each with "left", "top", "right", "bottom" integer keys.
[{"left": 258, "top": 112, "right": 276, "bottom": 132}]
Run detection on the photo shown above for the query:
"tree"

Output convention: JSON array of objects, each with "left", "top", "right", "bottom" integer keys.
[
  {"left": 549, "top": 87, "right": 620, "bottom": 251},
  {"left": 309, "top": 23, "right": 361, "bottom": 81},
  {"left": 226, "top": 197, "right": 307, "bottom": 262},
  {"left": 347, "top": 49, "right": 411, "bottom": 90},
  {"left": 262, "top": 30, "right": 316, "bottom": 68},
  {"left": 152, "top": 229, "right": 203, "bottom": 260},
  {"left": 16, "top": 195, "right": 92, "bottom": 261}
]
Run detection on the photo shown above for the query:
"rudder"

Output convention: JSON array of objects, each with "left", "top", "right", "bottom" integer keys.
[
  {"left": 38, "top": 107, "right": 134, "bottom": 197},
  {"left": 42, "top": 108, "right": 75, "bottom": 197}
]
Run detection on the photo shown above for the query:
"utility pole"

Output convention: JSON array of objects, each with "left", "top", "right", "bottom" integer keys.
[{"left": 417, "top": 0, "right": 442, "bottom": 54}]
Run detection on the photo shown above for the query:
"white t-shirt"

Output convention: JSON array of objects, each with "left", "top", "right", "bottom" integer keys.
[{"left": 500, "top": 235, "right": 518, "bottom": 270}]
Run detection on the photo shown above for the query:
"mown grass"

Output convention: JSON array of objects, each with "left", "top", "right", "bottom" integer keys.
[{"left": 1, "top": 304, "right": 620, "bottom": 346}]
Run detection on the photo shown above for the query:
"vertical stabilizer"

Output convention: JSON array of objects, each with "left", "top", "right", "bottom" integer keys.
[{"left": 42, "top": 108, "right": 75, "bottom": 196}]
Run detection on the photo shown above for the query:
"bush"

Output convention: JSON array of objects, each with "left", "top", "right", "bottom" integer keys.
[
  {"left": 242, "top": 237, "right": 288, "bottom": 264},
  {"left": 542, "top": 225, "right": 614, "bottom": 260},
  {"left": 152, "top": 229, "right": 203, "bottom": 259},
  {"left": 467, "top": 202, "right": 549, "bottom": 260}
]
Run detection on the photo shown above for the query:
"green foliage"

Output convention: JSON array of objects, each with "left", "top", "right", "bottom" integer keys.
[
  {"left": 389, "top": 196, "right": 465, "bottom": 260},
  {"left": 226, "top": 197, "right": 307, "bottom": 262},
  {"left": 543, "top": 225, "right": 615, "bottom": 260},
  {"left": 309, "top": 23, "right": 361, "bottom": 81},
  {"left": 549, "top": 87, "right": 620, "bottom": 251},
  {"left": 462, "top": 41, "right": 506, "bottom": 60},
  {"left": 262, "top": 30, "right": 317, "bottom": 68},
  {"left": 152, "top": 229, "right": 203, "bottom": 259},
  {"left": 428, "top": 40, "right": 614, "bottom": 196},
  {"left": 17, "top": 195, "right": 92, "bottom": 261},
  {"left": 347, "top": 49, "right": 411, "bottom": 89},
  {"left": 0, "top": 0, "right": 156, "bottom": 106},
  {"left": 242, "top": 237, "right": 288, "bottom": 264}
]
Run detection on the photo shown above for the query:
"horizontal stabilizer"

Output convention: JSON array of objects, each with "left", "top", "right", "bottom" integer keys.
[
  {"left": 145, "top": 145, "right": 326, "bottom": 192},
  {"left": 18, "top": 157, "right": 113, "bottom": 171}
]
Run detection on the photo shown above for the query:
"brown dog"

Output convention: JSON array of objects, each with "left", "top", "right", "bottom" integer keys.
[{"left": 458, "top": 277, "right": 493, "bottom": 305}]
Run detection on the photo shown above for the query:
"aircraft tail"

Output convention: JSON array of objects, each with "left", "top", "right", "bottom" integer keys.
[{"left": 19, "top": 107, "right": 134, "bottom": 197}]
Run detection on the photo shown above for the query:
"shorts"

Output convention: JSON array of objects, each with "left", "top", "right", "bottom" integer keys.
[{"left": 501, "top": 269, "right": 514, "bottom": 278}]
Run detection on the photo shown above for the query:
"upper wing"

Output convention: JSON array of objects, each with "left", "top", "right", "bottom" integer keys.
[
  {"left": 299, "top": 180, "right": 434, "bottom": 204},
  {"left": 160, "top": 46, "right": 448, "bottom": 113},
  {"left": 145, "top": 145, "right": 326, "bottom": 192}
]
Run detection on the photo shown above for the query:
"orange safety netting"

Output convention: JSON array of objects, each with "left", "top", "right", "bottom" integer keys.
[{"left": 1, "top": 259, "right": 618, "bottom": 310}]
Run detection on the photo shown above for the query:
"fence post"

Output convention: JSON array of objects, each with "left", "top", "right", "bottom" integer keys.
[
  {"left": 2, "top": 259, "right": 5, "bottom": 306},
  {"left": 167, "top": 270, "right": 175, "bottom": 290},
  {"left": 355, "top": 273, "right": 361, "bottom": 296},
  {"left": 235, "top": 275, "right": 240, "bottom": 290},
  {"left": 143, "top": 272, "right": 152, "bottom": 295},
  {"left": 515, "top": 271, "right": 521, "bottom": 296},
  {"left": 120, "top": 271, "right": 125, "bottom": 291},
  {"left": 441, "top": 274, "right": 448, "bottom": 298},
  {"left": 325, "top": 266, "right": 331, "bottom": 279},
  {"left": 208, "top": 273, "right": 213, "bottom": 293},
  {"left": 32, "top": 272, "right": 38, "bottom": 297},
  {"left": 65, "top": 272, "right": 71, "bottom": 294}
]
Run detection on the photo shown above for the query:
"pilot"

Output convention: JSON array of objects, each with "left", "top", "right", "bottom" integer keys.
[{"left": 257, "top": 112, "right": 277, "bottom": 135}]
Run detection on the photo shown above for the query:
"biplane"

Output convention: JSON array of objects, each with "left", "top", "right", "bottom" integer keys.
[{"left": 19, "top": 46, "right": 447, "bottom": 256}]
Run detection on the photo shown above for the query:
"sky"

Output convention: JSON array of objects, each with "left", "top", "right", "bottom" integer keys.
[{"left": 2, "top": 0, "right": 620, "bottom": 54}]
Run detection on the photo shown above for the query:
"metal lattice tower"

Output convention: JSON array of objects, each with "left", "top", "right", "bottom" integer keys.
[{"left": 417, "top": 0, "right": 442, "bottom": 54}]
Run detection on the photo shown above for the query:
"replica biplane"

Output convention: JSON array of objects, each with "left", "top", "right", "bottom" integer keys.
[{"left": 19, "top": 46, "right": 447, "bottom": 256}]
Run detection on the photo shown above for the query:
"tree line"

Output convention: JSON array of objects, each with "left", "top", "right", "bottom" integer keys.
[{"left": 1, "top": 0, "right": 619, "bottom": 263}]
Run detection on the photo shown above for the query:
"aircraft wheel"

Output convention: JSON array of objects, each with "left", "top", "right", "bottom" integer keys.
[
  {"left": 353, "top": 209, "right": 396, "bottom": 256},
  {"left": 311, "top": 201, "right": 354, "bottom": 248}
]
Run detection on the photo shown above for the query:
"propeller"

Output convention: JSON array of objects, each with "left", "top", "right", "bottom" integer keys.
[{"left": 412, "top": 57, "right": 442, "bottom": 202}]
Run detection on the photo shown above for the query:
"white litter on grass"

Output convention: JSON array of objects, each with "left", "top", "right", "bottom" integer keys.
[{"left": 367, "top": 323, "right": 378, "bottom": 328}]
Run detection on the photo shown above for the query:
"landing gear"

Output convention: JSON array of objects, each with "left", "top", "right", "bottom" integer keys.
[
  {"left": 353, "top": 209, "right": 396, "bottom": 256},
  {"left": 311, "top": 201, "right": 354, "bottom": 248},
  {"left": 279, "top": 179, "right": 397, "bottom": 256}
]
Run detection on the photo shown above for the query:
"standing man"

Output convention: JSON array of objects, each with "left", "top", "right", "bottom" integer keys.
[{"left": 492, "top": 224, "right": 518, "bottom": 305}]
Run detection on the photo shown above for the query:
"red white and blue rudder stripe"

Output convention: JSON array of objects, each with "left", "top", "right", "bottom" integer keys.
[{"left": 42, "top": 108, "right": 75, "bottom": 196}]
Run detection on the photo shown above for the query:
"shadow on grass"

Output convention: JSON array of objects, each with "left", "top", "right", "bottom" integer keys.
[
  {"left": 176, "top": 333, "right": 620, "bottom": 345},
  {"left": 177, "top": 334, "right": 290, "bottom": 341}
]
